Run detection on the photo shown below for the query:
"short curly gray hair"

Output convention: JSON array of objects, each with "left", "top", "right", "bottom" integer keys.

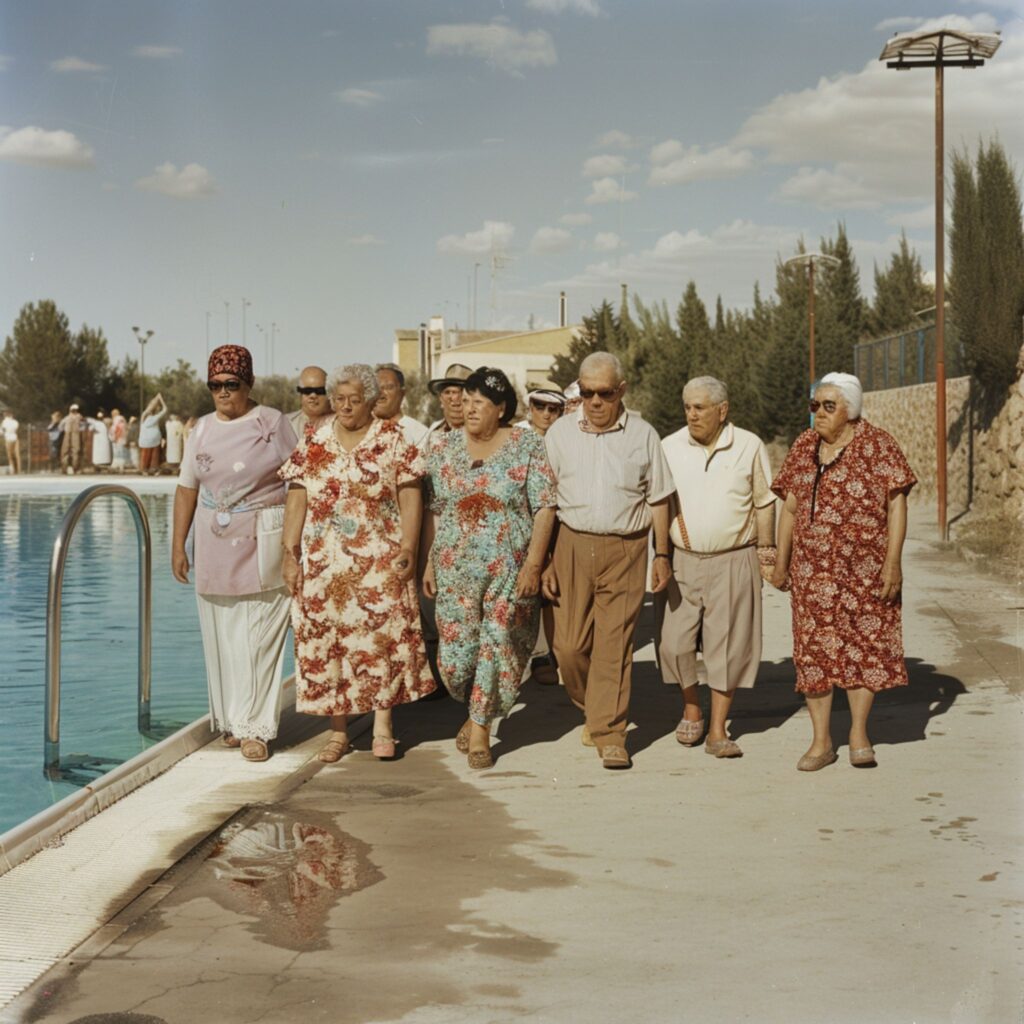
[{"left": 327, "top": 363, "right": 380, "bottom": 404}]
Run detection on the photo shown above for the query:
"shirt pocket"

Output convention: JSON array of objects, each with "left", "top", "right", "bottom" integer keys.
[{"left": 256, "top": 505, "right": 286, "bottom": 591}]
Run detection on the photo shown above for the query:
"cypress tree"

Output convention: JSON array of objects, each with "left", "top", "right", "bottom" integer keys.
[{"left": 870, "top": 232, "right": 935, "bottom": 336}]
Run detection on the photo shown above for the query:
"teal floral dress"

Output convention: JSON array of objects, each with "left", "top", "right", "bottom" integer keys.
[{"left": 426, "top": 428, "right": 557, "bottom": 725}]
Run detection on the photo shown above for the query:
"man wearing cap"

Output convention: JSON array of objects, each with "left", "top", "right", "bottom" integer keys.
[
  {"left": 426, "top": 362, "right": 471, "bottom": 437},
  {"left": 542, "top": 351, "right": 674, "bottom": 769},
  {"left": 374, "top": 363, "right": 428, "bottom": 447},
  {"left": 289, "top": 366, "right": 332, "bottom": 438},
  {"left": 60, "top": 403, "right": 86, "bottom": 474},
  {"left": 657, "top": 375, "right": 776, "bottom": 760}
]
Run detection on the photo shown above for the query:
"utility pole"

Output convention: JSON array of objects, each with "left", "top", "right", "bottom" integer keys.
[{"left": 241, "top": 297, "right": 251, "bottom": 344}]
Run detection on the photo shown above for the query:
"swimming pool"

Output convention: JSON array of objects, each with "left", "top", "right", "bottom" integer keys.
[{"left": 0, "top": 478, "right": 293, "bottom": 834}]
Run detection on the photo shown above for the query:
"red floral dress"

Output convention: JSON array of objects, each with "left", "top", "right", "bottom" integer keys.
[
  {"left": 771, "top": 420, "right": 916, "bottom": 694},
  {"left": 279, "top": 417, "right": 435, "bottom": 714}
]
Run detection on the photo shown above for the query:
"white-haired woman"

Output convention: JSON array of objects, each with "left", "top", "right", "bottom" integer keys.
[
  {"left": 280, "top": 363, "right": 435, "bottom": 764},
  {"left": 770, "top": 372, "right": 916, "bottom": 771}
]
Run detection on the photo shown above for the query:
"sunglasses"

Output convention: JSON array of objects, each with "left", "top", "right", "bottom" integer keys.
[
  {"left": 579, "top": 387, "right": 620, "bottom": 401},
  {"left": 808, "top": 400, "right": 838, "bottom": 413},
  {"left": 530, "top": 402, "right": 563, "bottom": 414},
  {"left": 207, "top": 379, "right": 243, "bottom": 393},
  {"left": 296, "top": 386, "right": 327, "bottom": 396}
]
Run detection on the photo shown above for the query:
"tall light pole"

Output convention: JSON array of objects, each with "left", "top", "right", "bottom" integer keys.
[
  {"left": 784, "top": 252, "right": 840, "bottom": 391},
  {"left": 472, "top": 261, "right": 481, "bottom": 330},
  {"left": 255, "top": 323, "right": 267, "bottom": 368},
  {"left": 880, "top": 27, "right": 1000, "bottom": 540},
  {"left": 131, "top": 326, "right": 154, "bottom": 416},
  {"left": 223, "top": 300, "right": 231, "bottom": 342},
  {"left": 241, "top": 297, "right": 251, "bottom": 345}
]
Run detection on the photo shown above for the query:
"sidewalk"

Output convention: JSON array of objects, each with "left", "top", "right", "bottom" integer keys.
[{"left": 3, "top": 533, "right": 1021, "bottom": 1024}]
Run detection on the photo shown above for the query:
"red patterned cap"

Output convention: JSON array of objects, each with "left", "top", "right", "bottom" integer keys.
[{"left": 208, "top": 344, "right": 254, "bottom": 385}]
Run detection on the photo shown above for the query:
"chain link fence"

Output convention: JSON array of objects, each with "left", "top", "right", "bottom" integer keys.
[{"left": 853, "top": 321, "right": 966, "bottom": 392}]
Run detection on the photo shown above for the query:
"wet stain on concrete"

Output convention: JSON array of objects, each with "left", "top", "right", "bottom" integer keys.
[
  {"left": 647, "top": 857, "right": 674, "bottom": 868},
  {"left": 980, "top": 872, "right": 1000, "bottom": 882},
  {"left": 22, "top": 747, "right": 574, "bottom": 1024},
  {"left": 66, "top": 1016, "right": 167, "bottom": 1024}
]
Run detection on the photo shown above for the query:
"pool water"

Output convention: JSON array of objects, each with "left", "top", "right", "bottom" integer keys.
[{"left": 0, "top": 481, "right": 293, "bottom": 834}]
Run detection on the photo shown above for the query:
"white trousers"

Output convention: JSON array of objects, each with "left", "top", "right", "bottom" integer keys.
[{"left": 196, "top": 587, "right": 291, "bottom": 741}]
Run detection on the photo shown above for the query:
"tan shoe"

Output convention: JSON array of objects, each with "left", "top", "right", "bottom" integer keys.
[
  {"left": 455, "top": 719, "right": 472, "bottom": 754},
  {"left": 797, "top": 748, "right": 838, "bottom": 772},
  {"left": 467, "top": 748, "right": 493, "bottom": 770},
  {"left": 600, "top": 745, "right": 631, "bottom": 770},
  {"left": 241, "top": 739, "right": 270, "bottom": 762},
  {"left": 675, "top": 717, "right": 705, "bottom": 746},
  {"left": 317, "top": 737, "right": 348, "bottom": 764},
  {"left": 581, "top": 725, "right": 595, "bottom": 748},
  {"left": 704, "top": 738, "right": 743, "bottom": 758},
  {"left": 849, "top": 746, "right": 877, "bottom": 768}
]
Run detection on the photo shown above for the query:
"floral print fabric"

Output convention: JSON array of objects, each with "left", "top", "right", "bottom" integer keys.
[
  {"left": 426, "top": 428, "right": 557, "bottom": 725},
  {"left": 279, "top": 416, "right": 435, "bottom": 714},
  {"left": 772, "top": 420, "right": 917, "bottom": 694}
]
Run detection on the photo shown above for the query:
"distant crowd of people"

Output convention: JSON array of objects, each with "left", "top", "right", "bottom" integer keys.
[
  {"left": 0, "top": 399, "right": 196, "bottom": 476},
  {"left": 170, "top": 343, "right": 916, "bottom": 776}
]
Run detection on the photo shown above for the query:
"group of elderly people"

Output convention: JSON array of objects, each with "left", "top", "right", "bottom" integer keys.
[{"left": 172, "top": 343, "right": 915, "bottom": 773}]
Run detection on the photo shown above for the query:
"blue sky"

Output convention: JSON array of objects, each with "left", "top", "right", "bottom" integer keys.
[{"left": 1, "top": 0, "right": 1022, "bottom": 375}]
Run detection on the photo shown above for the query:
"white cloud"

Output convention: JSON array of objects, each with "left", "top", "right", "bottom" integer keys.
[
  {"left": 544, "top": 218, "right": 803, "bottom": 312},
  {"left": 135, "top": 162, "right": 217, "bottom": 199},
  {"left": 526, "top": 0, "right": 603, "bottom": 15},
  {"left": 337, "top": 87, "right": 384, "bottom": 107},
  {"left": 531, "top": 226, "right": 574, "bottom": 253},
  {"left": 0, "top": 125, "right": 95, "bottom": 168},
  {"left": 733, "top": 17, "right": 1024, "bottom": 206},
  {"left": 51, "top": 56, "right": 107, "bottom": 73},
  {"left": 649, "top": 140, "right": 754, "bottom": 186},
  {"left": 874, "top": 12, "right": 1001, "bottom": 34},
  {"left": 132, "top": 45, "right": 183, "bottom": 59},
  {"left": 426, "top": 21, "right": 557, "bottom": 74},
  {"left": 437, "top": 219, "right": 515, "bottom": 254},
  {"left": 582, "top": 153, "right": 630, "bottom": 178},
  {"left": 350, "top": 233, "right": 384, "bottom": 245},
  {"left": 596, "top": 129, "right": 634, "bottom": 149},
  {"left": 585, "top": 176, "right": 637, "bottom": 204},
  {"left": 593, "top": 232, "right": 622, "bottom": 252},
  {"left": 874, "top": 16, "right": 930, "bottom": 32},
  {"left": 777, "top": 166, "right": 882, "bottom": 210},
  {"left": 559, "top": 212, "right": 592, "bottom": 226},
  {"left": 886, "top": 204, "right": 938, "bottom": 229}
]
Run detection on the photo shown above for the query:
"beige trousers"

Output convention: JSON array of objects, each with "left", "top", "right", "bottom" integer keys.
[{"left": 550, "top": 526, "right": 648, "bottom": 748}]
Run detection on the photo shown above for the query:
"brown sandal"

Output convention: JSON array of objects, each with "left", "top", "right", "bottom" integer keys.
[
  {"left": 455, "top": 719, "right": 472, "bottom": 754},
  {"left": 318, "top": 737, "right": 349, "bottom": 763},
  {"left": 467, "top": 748, "right": 493, "bottom": 770},
  {"left": 240, "top": 739, "right": 269, "bottom": 762},
  {"left": 222, "top": 732, "right": 242, "bottom": 748}
]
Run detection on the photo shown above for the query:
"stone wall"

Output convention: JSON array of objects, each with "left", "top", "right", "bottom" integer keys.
[{"left": 861, "top": 352, "right": 1024, "bottom": 518}]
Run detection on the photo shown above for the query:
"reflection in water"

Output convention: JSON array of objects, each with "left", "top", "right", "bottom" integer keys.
[{"left": 205, "top": 811, "right": 384, "bottom": 951}]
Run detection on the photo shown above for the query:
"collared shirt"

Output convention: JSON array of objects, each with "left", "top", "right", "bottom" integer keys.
[
  {"left": 545, "top": 407, "right": 674, "bottom": 535},
  {"left": 661, "top": 423, "right": 774, "bottom": 553},
  {"left": 397, "top": 414, "right": 428, "bottom": 448}
]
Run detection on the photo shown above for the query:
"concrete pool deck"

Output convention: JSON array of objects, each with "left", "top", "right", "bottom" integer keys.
[{"left": 1, "top": 531, "right": 1021, "bottom": 1024}]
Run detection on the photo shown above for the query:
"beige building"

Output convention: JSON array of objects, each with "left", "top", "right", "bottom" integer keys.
[{"left": 393, "top": 315, "right": 580, "bottom": 397}]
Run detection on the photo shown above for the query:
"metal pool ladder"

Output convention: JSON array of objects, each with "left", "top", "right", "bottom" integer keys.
[{"left": 44, "top": 484, "right": 152, "bottom": 779}]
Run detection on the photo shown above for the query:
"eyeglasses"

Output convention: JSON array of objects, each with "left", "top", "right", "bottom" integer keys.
[
  {"left": 296, "top": 386, "right": 327, "bottom": 396},
  {"left": 530, "top": 402, "right": 563, "bottom": 414},
  {"left": 207, "top": 379, "right": 243, "bottom": 393},
  {"left": 808, "top": 400, "right": 838, "bottom": 413},
  {"left": 579, "top": 387, "right": 620, "bottom": 401}
]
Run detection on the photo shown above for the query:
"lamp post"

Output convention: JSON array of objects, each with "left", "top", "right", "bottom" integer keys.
[
  {"left": 241, "top": 297, "right": 251, "bottom": 345},
  {"left": 131, "top": 326, "right": 154, "bottom": 416},
  {"left": 223, "top": 300, "right": 230, "bottom": 342},
  {"left": 783, "top": 252, "right": 840, "bottom": 391},
  {"left": 879, "top": 27, "right": 1000, "bottom": 541}
]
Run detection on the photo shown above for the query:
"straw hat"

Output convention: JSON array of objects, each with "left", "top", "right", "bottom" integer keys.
[{"left": 428, "top": 363, "right": 474, "bottom": 395}]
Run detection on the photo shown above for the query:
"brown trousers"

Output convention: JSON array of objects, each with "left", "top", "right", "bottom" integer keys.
[{"left": 550, "top": 526, "right": 648, "bottom": 748}]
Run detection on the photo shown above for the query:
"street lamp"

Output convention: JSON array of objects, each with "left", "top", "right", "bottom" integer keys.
[
  {"left": 223, "top": 300, "right": 231, "bottom": 342},
  {"left": 783, "top": 252, "right": 840, "bottom": 391},
  {"left": 131, "top": 326, "right": 154, "bottom": 416},
  {"left": 241, "top": 297, "right": 252, "bottom": 344},
  {"left": 879, "top": 27, "right": 1001, "bottom": 541}
]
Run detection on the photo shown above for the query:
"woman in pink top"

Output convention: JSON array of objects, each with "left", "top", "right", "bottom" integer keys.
[{"left": 171, "top": 345, "right": 298, "bottom": 761}]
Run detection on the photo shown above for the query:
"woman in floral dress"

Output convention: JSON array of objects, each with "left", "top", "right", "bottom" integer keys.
[
  {"left": 423, "top": 367, "right": 557, "bottom": 769},
  {"left": 771, "top": 372, "right": 916, "bottom": 772},
  {"left": 280, "top": 363, "right": 435, "bottom": 763}
]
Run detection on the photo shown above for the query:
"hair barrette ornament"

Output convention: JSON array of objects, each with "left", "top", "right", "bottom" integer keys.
[{"left": 485, "top": 374, "right": 501, "bottom": 389}]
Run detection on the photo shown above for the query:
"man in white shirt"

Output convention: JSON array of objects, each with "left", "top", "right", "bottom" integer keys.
[
  {"left": 288, "top": 366, "right": 331, "bottom": 438},
  {"left": 373, "top": 363, "right": 427, "bottom": 446},
  {"left": 658, "top": 376, "right": 776, "bottom": 759},
  {"left": 2, "top": 411, "right": 20, "bottom": 474},
  {"left": 542, "top": 352, "right": 674, "bottom": 770}
]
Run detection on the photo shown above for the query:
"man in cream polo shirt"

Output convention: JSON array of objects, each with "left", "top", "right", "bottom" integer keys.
[{"left": 658, "top": 375, "right": 776, "bottom": 759}]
